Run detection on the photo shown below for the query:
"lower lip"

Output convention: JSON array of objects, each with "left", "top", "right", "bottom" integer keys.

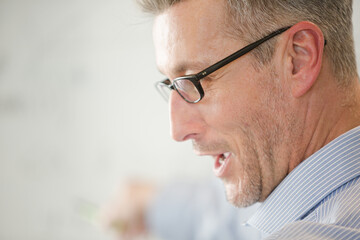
[{"left": 213, "top": 153, "right": 231, "bottom": 178}]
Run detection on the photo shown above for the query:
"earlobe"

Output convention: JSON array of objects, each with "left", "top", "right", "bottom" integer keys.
[{"left": 287, "top": 22, "right": 325, "bottom": 98}]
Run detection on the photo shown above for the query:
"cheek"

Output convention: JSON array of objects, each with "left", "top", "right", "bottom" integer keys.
[
  {"left": 202, "top": 85, "right": 259, "bottom": 132},
  {"left": 198, "top": 65, "right": 274, "bottom": 138}
]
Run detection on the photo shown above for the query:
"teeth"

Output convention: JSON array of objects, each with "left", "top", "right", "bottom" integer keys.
[
  {"left": 219, "top": 155, "right": 225, "bottom": 165},
  {"left": 218, "top": 152, "right": 230, "bottom": 166}
]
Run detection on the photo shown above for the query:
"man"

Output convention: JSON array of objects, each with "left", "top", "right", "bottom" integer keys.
[{"left": 135, "top": 0, "right": 360, "bottom": 239}]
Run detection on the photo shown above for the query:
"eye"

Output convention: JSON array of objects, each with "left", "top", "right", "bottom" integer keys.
[{"left": 200, "top": 75, "right": 216, "bottom": 89}]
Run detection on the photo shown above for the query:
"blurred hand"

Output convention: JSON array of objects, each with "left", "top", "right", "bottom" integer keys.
[{"left": 101, "top": 181, "right": 157, "bottom": 240}]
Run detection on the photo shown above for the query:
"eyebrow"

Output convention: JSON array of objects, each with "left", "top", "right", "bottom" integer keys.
[{"left": 158, "top": 60, "right": 211, "bottom": 78}]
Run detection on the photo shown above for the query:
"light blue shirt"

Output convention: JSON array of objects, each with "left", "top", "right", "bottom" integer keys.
[
  {"left": 247, "top": 126, "right": 360, "bottom": 239},
  {"left": 147, "top": 127, "right": 360, "bottom": 240}
]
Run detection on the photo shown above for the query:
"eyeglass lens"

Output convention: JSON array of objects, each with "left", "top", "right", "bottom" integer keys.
[
  {"left": 173, "top": 78, "right": 201, "bottom": 102},
  {"left": 156, "top": 82, "right": 172, "bottom": 101}
]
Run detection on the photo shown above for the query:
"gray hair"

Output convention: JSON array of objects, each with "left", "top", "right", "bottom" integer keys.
[{"left": 138, "top": 0, "right": 357, "bottom": 85}]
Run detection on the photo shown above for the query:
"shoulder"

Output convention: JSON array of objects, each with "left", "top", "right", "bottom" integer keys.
[
  {"left": 265, "top": 221, "right": 360, "bottom": 240},
  {"left": 316, "top": 176, "right": 360, "bottom": 226},
  {"left": 265, "top": 176, "right": 360, "bottom": 240}
]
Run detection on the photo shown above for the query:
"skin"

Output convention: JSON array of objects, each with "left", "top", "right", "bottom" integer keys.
[{"left": 153, "top": 0, "right": 360, "bottom": 208}]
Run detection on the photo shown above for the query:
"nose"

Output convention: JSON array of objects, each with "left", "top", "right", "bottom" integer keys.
[{"left": 169, "top": 90, "right": 204, "bottom": 142}]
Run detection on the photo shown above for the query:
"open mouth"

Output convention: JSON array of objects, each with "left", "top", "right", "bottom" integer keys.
[
  {"left": 214, "top": 152, "right": 232, "bottom": 177},
  {"left": 219, "top": 152, "right": 230, "bottom": 165}
]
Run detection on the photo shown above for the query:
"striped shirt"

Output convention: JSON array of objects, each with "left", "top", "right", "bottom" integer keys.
[{"left": 246, "top": 126, "right": 360, "bottom": 240}]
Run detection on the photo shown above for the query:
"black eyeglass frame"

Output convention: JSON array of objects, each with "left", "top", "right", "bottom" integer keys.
[{"left": 156, "top": 26, "right": 292, "bottom": 103}]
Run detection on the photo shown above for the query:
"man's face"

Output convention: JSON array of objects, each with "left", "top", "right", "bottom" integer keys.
[{"left": 153, "top": 0, "right": 296, "bottom": 207}]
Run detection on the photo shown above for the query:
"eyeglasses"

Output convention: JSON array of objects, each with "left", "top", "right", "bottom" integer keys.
[{"left": 155, "top": 26, "right": 291, "bottom": 103}]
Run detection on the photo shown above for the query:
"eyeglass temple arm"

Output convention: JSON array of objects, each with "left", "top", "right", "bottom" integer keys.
[{"left": 195, "top": 26, "right": 292, "bottom": 80}]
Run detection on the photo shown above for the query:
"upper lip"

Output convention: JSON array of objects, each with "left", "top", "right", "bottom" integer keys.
[
  {"left": 194, "top": 150, "right": 231, "bottom": 158},
  {"left": 192, "top": 141, "right": 232, "bottom": 157}
]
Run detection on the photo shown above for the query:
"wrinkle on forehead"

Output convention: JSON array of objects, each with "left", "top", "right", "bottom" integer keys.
[{"left": 153, "top": 0, "right": 230, "bottom": 78}]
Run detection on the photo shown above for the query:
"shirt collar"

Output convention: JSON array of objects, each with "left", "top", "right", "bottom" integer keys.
[{"left": 246, "top": 126, "right": 360, "bottom": 235}]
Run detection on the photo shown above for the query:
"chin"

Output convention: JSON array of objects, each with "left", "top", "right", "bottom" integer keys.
[{"left": 223, "top": 177, "right": 261, "bottom": 208}]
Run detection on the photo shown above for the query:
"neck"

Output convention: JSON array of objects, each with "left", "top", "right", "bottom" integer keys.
[{"left": 291, "top": 75, "right": 360, "bottom": 172}]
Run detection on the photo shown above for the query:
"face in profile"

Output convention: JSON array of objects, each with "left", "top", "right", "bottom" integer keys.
[{"left": 153, "top": 0, "right": 297, "bottom": 207}]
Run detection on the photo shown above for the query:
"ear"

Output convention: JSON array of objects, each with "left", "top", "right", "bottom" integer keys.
[{"left": 284, "top": 22, "right": 325, "bottom": 98}]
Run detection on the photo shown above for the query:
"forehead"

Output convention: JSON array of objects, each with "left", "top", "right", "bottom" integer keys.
[{"left": 153, "top": 0, "right": 231, "bottom": 76}]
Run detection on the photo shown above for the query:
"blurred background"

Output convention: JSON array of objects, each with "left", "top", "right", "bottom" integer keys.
[{"left": 0, "top": 1, "right": 359, "bottom": 240}]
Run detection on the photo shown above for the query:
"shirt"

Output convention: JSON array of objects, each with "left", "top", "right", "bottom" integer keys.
[{"left": 247, "top": 126, "right": 360, "bottom": 239}]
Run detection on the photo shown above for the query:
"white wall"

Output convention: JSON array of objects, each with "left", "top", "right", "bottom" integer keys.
[
  {"left": 0, "top": 1, "right": 359, "bottom": 239},
  {"left": 0, "top": 1, "right": 212, "bottom": 240}
]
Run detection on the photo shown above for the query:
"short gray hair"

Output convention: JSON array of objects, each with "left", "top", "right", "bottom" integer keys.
[{"left": 138, "top": 0, "right": 357, "bottom": 85}]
